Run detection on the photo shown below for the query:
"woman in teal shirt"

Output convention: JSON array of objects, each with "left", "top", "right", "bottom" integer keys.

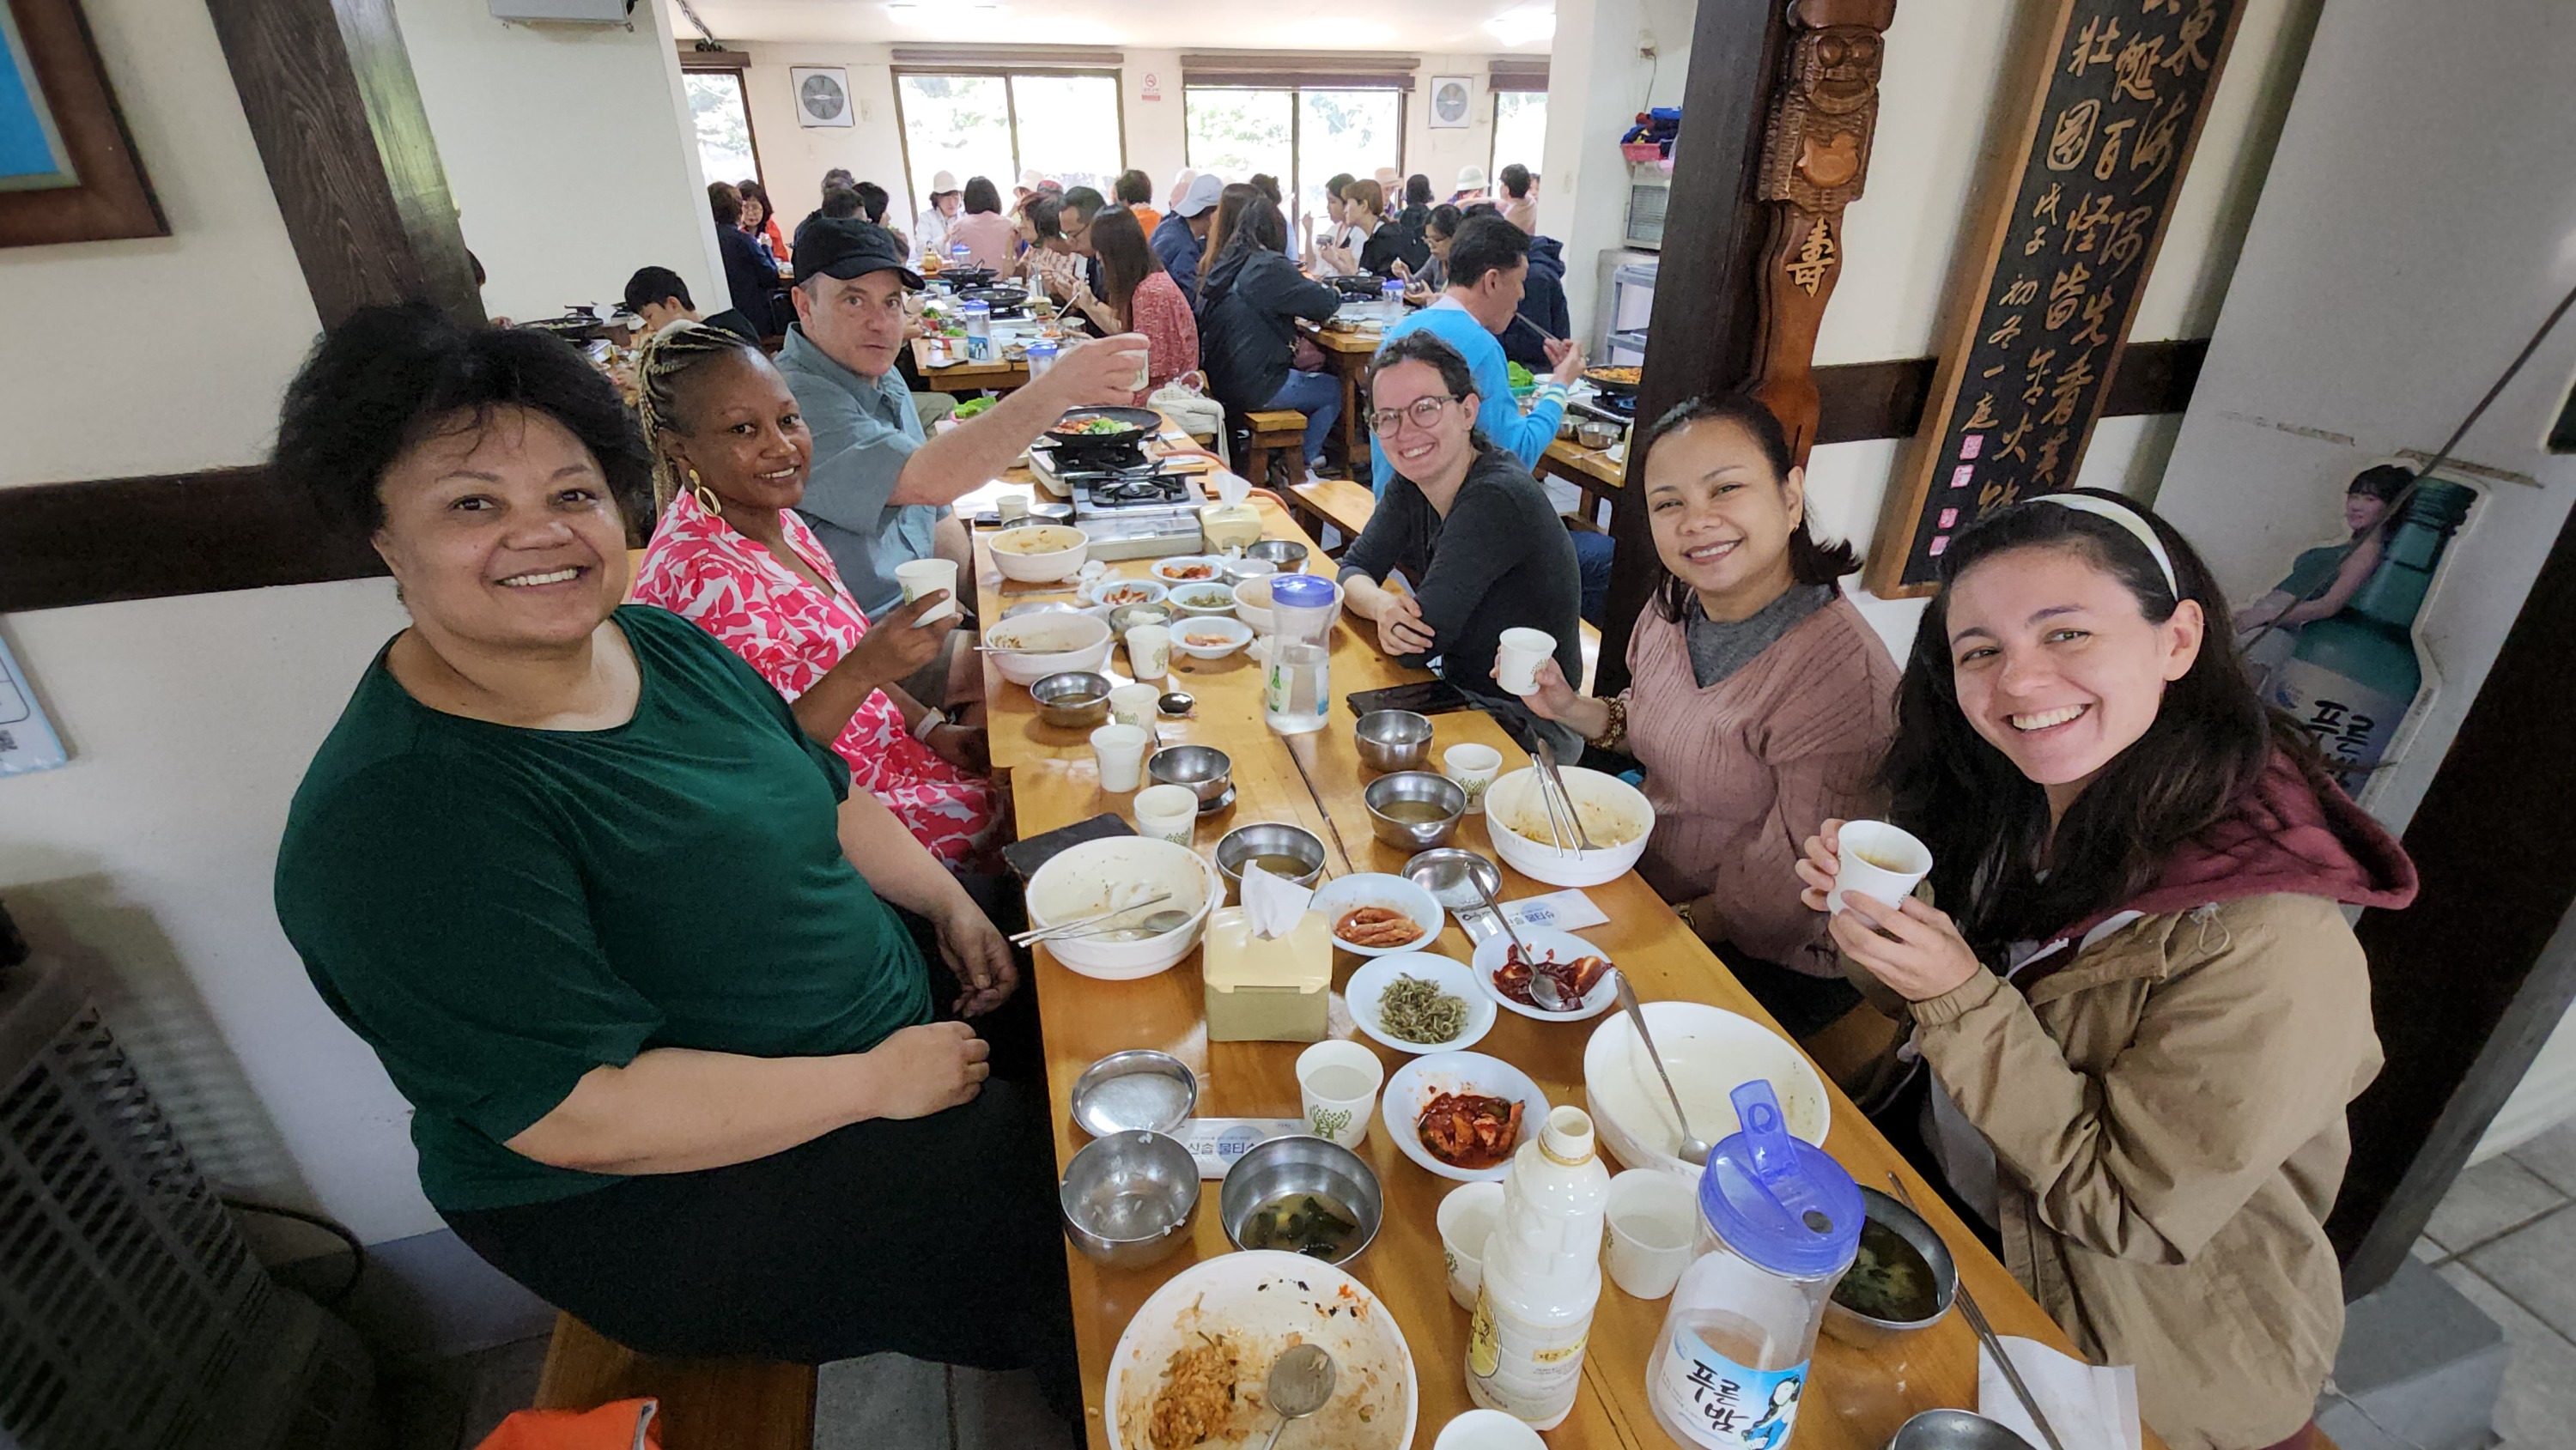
[
  {"left": 2234, "top": 464, "right": 2411, "bottom": 689},
  {"left": 269, "top": 306, "right": 1070, "bottom": 1411}
]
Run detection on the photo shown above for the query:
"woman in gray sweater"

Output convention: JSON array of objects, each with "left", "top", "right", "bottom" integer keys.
[{"left": 1339, "top": 331, "right": 1583, "bottom": 700}]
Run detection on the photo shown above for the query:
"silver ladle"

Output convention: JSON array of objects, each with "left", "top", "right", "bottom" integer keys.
[{"left": 1614, "top": 972, "right": 1711, "bottom": 1164}]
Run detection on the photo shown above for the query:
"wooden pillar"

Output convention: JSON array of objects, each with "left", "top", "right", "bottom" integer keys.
[
  {"left": 2332, "top": 496, "right": 2576, "bottom": 1295},
  {"left": 1598, "top": 0, "right": 1793, "bottom": 695},
  {"left": 201, "top": 0, "right": 483, "bottom": 327}
]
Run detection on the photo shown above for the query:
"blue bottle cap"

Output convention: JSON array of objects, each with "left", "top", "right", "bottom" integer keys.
[
  {"left": 1268, "top": 574, "right": 1337, "bottom": 609},
  {"left": 963, "top": 299, "right": 990, "bottom": 313},
  {"left": 1695, "top": 1080, "right": 1862, "bottom": 1279}
]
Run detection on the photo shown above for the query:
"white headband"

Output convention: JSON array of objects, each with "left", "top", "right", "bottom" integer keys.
[{"left": 2040, "top": 492, "right": 2179, "bottom": 596}]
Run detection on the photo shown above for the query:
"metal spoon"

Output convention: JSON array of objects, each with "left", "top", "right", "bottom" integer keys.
[
  {"left": 1615, "top": 972, "right": 1710, "bottom": 1164},
  {"left": 1260, "top": 1343, "right": 1337, "bottom": 1449},
  {"left": 1086, "top": 908, "right": 1195, "bottom": 942}
]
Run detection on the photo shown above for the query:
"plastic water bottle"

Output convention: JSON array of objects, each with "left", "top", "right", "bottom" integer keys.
[
  {"left": 1645, "top": 1082, "right": 1861, "bottom": 1450},
  {"left": 1381, "top": 277, "right": 1406, "bottom": 320},
  {"left": 1467, "top": 1106, "right": 1612, "bottom": 1429},
  {"left": 1024, "top": 338, "right": 1059, "bottom": 378},
  {"left": 963, "top": 300, "right": 992, "bottom": 361},
  {"left": 1262, "top": 574, "right": 1338, "bottom": 735}
]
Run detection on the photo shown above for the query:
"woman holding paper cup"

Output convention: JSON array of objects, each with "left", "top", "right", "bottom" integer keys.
[
  {"left": 1337, "top": 331, "right": 1583, "bottom": 704},
  {"left": 1510, "top": 393, "right": 1898, "bottom": 1038},
  {"left": 630, "top": 322, "right": 1002, "bottom": 868},
  {"left": 1795, "top": 490, "right": 2417, "bottom": 1450}
]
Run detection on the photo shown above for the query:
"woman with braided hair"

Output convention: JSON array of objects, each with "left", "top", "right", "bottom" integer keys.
[{"left": 628, "top": 321, "right": 1004, "bottom": 867}]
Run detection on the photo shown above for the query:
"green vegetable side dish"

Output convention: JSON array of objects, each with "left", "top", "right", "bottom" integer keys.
[
  {"left": 1505, "top": 361, "right": 1534, "bottom": 390},
  {"left": 954, "top": 397, "right": 995, "bottom": 419},
  {"left": 1378, "top": 974, "right": 1467, "bottom": 1045},
  {"left": 1240, "top": 1191, "right": 1364, "bottom": 1262}
]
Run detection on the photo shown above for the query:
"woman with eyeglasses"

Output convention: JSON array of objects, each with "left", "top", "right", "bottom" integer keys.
[{"left": 1337, "top": 330, "right": 1583, "bottom": 702}]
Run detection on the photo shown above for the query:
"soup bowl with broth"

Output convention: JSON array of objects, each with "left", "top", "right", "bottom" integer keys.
[{"left": 1483, "top": 766, "right": 1653, "bottom": 888}]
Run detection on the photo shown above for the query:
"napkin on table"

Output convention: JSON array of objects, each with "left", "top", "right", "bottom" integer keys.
[
  {"left": 1979, "top": 1336, "right": 2141, "bottom": 1450},
  {"left": 1238, "top": 863, "right": 1315, "bottom": 941}
]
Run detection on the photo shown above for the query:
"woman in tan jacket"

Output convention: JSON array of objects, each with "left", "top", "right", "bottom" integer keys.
[{"left": 1795, "top": 490, "right": 2415, "bottom": 1450}]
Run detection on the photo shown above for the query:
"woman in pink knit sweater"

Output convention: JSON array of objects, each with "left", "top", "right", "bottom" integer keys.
[{"left": 1513, "top": 393, "right": 1898, "bottom": 1038}]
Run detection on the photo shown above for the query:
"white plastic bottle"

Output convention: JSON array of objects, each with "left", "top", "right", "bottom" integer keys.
[{"left": 1465, "top": 1105, "right": 1611, "bottom": 1429}]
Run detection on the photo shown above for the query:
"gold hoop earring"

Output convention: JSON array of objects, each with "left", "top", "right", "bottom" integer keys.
[{"left": 688, "top": 467, "right": 722, "bottom": 517}]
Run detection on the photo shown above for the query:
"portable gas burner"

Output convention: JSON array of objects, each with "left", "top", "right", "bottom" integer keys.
[{"left": 1030, "top": 444, "right": 1208, "bottom": 560}]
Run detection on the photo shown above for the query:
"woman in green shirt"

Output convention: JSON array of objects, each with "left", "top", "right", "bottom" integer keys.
[{"left": 269, "top": 306, "right": 1071, "bottom": 1409}]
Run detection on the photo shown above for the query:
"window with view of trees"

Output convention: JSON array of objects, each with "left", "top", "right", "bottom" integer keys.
[
  {"left": 1492, "top": 91, "right": 1546, "bottom": 187},
  {"left": 1184, "top": 83, "right": 1404, "bottom": 246},
  {"left": 893, "top": 71, "right": 1122, "bottom": 220},
  {"left": 685, "top": 72, "right": 759, "bottom": 191}
]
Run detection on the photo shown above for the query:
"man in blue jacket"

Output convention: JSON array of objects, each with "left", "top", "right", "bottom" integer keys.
[
  {"left": 1151, "top": 173, "right": 1224, "bottom": 301},
  {"left": 1370, "top": 215, "right": 1611, "bottom": 620}
]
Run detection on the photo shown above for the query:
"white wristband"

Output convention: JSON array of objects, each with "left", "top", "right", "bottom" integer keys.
[{"left": 912, "top": 707, "right": 946, "bottom": 740}]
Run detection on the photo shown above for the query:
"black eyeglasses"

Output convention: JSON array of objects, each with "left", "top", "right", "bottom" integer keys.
[{"left": 1367, "top": 395, "right": 1461, "bottom": 436}]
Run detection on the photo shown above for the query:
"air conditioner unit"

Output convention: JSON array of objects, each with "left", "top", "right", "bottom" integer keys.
[
  {"left": 489, "top": 0, "right": 637, "bottom": 22},
  {"left": 0, "top": 956, "right": 374, "bottom": 1450}
]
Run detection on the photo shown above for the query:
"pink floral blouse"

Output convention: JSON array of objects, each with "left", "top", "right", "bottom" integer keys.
[
  {"left": 633, "top": 490, "right": 998, "bottom": 866},
  {"left": 1127, "top": 270, "right": 1200, "bottom": 391}
]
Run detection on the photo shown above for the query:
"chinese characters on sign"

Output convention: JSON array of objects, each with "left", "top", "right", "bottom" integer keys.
[{"left": 1867, "top": 0, "right": 2243, "bottom": 594}]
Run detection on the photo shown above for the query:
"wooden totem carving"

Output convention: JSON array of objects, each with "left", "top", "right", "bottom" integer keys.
[{"left": 1750, "top": 0, "right": 1899, "bottom": 464}]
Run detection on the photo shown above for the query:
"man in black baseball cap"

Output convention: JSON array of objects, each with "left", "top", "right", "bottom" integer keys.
[{"left": 775, "top": 216, "right": 1148, "bottom": 706}]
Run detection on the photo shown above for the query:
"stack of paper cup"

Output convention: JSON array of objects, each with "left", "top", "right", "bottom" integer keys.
[{"left": 1829, "top": 819, "right": 1935, "bottom": 913}]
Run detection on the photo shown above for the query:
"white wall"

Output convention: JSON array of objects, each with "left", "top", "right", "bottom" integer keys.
[
  {"left": 1540, "top": 0, "right": 1692, "bottom": 348},
  {"left": 0, "top": 0, "right": 318, "bottom": 488},
  {"left": 395, "top": 0, "right": 720, "bottom": 324},
  {"left": 2137, "top": 1, "right": 2576, "bottom": 1155}
]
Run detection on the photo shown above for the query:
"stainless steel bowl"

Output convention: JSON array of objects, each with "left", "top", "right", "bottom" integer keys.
[
  {"left": 1218, "top": 1133, "right": 1383, "bottom": 1265},
  {"left": 1107, "top": 601, "right": 1176, "bottom": 635},
  {"left": 1147, "top": 744, "right": 1233, "bottom": 807},
  {"left": 1826, "top": 1186, "right": 1960, "bottom": 1347},
  {"left": 1577, "top": 420, "right": 1624, "bottom": 450},
  {"left": 1069, "top": 1050, "right": 1197, "bottom": 1138},
  {"left": 1030, "top": 670, "right": 1113, "bottom": 729},
  {"left": 1214, "top": 822, "right": 1328, "bottom": 901},
  {"left": 1002, "top": 599, "right": 1085, "bottom": 621},
  {"left": 1403, "top": 847, "right": 1504, "bottom": 913},
  {"left": 1060, "top": 1131, "right": 1200, "bottom": 1269},
  {"left": 1364, "top": 771, "right": 1467, "bottom": 850},
  {"left": 1884, "top": 1411, "right": 2035, "bottom": 1450},
  {"left": 1245, "top": 539, "right": 1309, "bottom": 572},
  {"left": 1221, "top": 557, "right": 1279, "bottom": 589},
  {"left": 1353, "top": 709, "right": 1435, "bottom": 773}
]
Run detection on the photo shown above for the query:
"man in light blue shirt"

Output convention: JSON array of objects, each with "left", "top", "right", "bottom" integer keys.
[
  {"left": 775, "top": 219, "right": 1147, "bottom": 701},
  {"left": 1370, "top": 215, "right": 1610, "bottom": 619}
]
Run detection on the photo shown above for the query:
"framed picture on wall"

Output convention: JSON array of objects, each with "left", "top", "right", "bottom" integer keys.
[
  {"left": 1428, "top": 76, "right": 1473, "bottom": 129},
  {"left": 0, "top": 0, "right": 166, "bottom": 247},
  {"left": 790, "top": 66, "right": 854, "bottom": 128}
]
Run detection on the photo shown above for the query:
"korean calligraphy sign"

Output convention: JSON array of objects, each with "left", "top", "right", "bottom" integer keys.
[{"left": 1864, "top": 0, "right": 2244, "bottom": 596}]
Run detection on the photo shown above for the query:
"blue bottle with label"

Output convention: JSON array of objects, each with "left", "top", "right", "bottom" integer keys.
[
  {"left": 1647, "top": 1082, "right": 1860, "bottom": 1450},
  {"left": 2269, "top": 478, "right": 2474, "bottom": 793}
]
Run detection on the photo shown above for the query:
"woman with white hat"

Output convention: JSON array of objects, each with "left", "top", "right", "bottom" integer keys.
[
  {"left": 916, "top": 170, "right": 962, "bottom": 263},
  {"left": 1450, "top": 164, "right": 1489, "bottom": 204}
]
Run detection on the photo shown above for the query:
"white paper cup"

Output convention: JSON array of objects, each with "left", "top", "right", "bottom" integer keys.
[
  {"left": 893, "top": 558, "right": 960, "bottom": 623},
  {"left": 1133, "top": 784, "right": 1199, "bottom": 846},
  {"left": 1494, "top": 628, "right": 1555, "bottom": 696},
  {"left": 1089, "top": 723, "right": 1150, "bottom": 792},
  {"left": 1296, "top": 1039, "right": 1383, "bottom": 1149},
  {"left": 1829, "top": 819, "right": 1934, "bottom": 915},
  {"left": 1443, "top": 743, "right": 1504, "bottom": 816},
  {"left": 1433, "top": 1410, "right": 1548, "bottom": 1450},
  {"left": 1437, "top": 1180, "right": 1505, "bottom": 1312},
  {"left": 995, "top": 493, "right": 1029, "bottom": 521},
  {"left": 1128, "top": 336, "right": 1151, "bottom": 394},
  {"left": 1605, "top": 1169, "right": 1698, "bottom": 1300},
  {"left": 1109, "top": 683, "right": 1163, "bottom": 729},
  {"left": 1125, "top": 623, "right": 1172, "bottom": 682}
]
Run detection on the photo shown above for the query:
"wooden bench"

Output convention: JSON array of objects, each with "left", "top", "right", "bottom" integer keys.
[
  {"left": 1239, "top": 409, "right": 1309, "bottom": 489},
  {"left": 535, "top": 1313, "right": 815, "bottom": 1450},
  {"left": 1286, "top": 477, "right": 1378, "bottom": 552}
]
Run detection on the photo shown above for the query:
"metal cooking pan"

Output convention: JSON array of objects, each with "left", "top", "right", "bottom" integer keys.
[{"left": 1044, "top": 405, "right": 1162, "bottom": 446}]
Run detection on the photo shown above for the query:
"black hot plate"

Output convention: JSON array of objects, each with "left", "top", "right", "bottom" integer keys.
[{"left": 1043, "top": 405, "right": 1162, "bottom": 446}]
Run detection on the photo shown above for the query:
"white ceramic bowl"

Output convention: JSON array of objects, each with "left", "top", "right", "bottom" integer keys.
[
  {"left": 1484, "top": 766, "right": 1655, "bottom": 888},
  {"left": 1311, "top": 873, "right": 1445, "bottom": 957},
  {"left": 1231, "top": 573, "right": 1343, "bottom": 636},
  {"left": 984, "top": 611, "right": 1114, "bottom": 686},
  {"left": 1149, "top": 554, "right": 1229, "bottom": 586},
  {"left": 1022, "top": 836, "right": 1220, "bottom": 980},
  {"left": 987, "top": 523, "right": 1090, "bottom": 583},
  {"left": 1165, "top": 581, "right": 1239, "bottom": 619},
  {"left": 1346, "top": 953, "right": 1496, "bottom": 1055},
  {"left": 1104, "top": 1250, "right": 1417, "bottom": 1450},
  {"left": 1170, "top": 616, "right": 1255, "bottom": 659},
  {"left": 1469, "top": 927, "right": 1619, "bottom": 1022},
  {"left": 1381, "top": 1051, "right": 1550, "bottom": 1183},
  {"left": 1583, "top": 1001, "right": 1832, "bottom": 1177},
  {"left": 1081, "top": 576, "right": 1169, "bottom": 610}
]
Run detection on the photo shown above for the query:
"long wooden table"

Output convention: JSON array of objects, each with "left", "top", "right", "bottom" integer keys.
[
  {"left": 1538, "top": 436, "right": 1628, "bottom": 521},
  {"left": 910, "top": 337, "right": 1030, "bottom": 393},
  {"left": 970, "top": 490, "right": 2160, "bottom": 1450},
  {"left": 1297, "top": 319, "right": 1385, "bottom": 467}
]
